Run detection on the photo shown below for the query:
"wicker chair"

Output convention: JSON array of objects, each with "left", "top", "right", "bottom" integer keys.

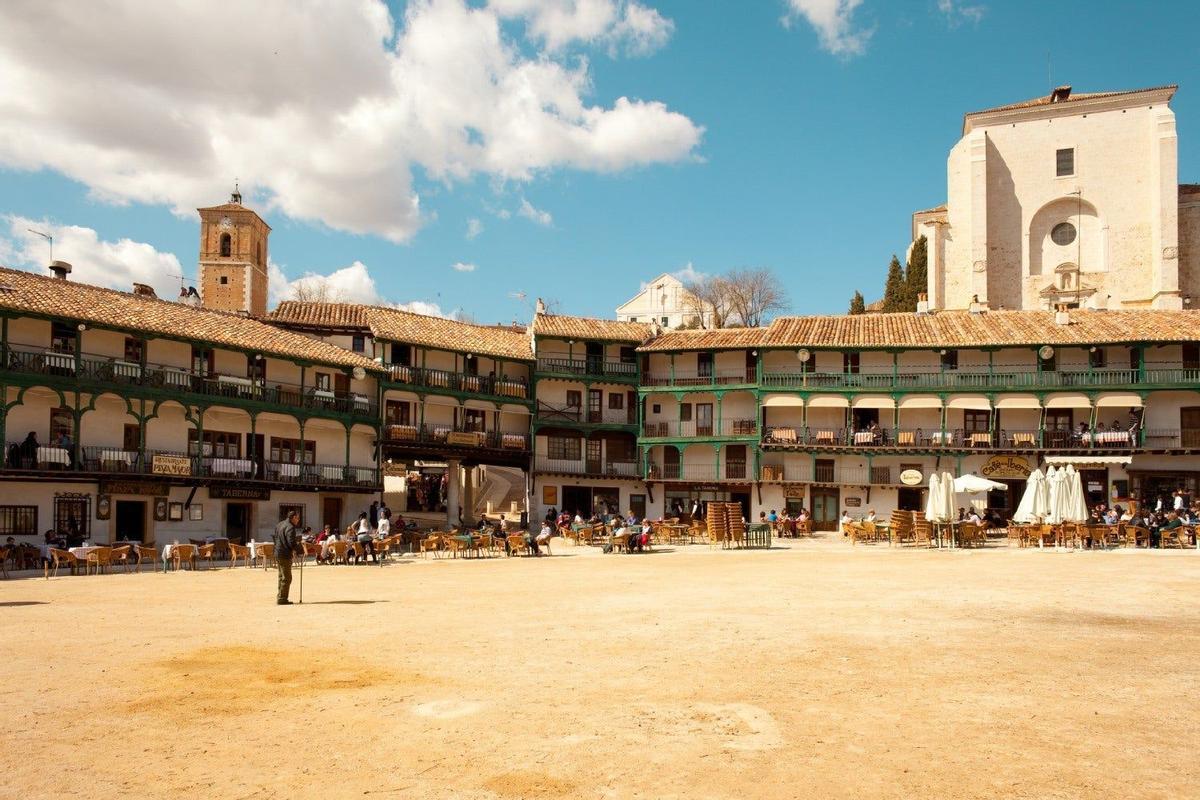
[
  {"left": 132, "top": 544, "right": 158, "bottom": 572},
  {"left": 958, "top": 522, "right": 984, "bottom": 548},
  {"left": 109, "top": 545, "right": 132, "bottom": 573},
  {"left": 227, "top": 542, "right": 250, "bottom": 568},
  {"left": 85, "top": 546, "right": 114, "bottom": 575},
  {"left": 419, "top": 534, "right": 442, "bottom": 558},
  {"left": 172, "top": 544, "right": 199, "bottom": 571},
  {"left": 325, "top": 541, "right": 349, "bottom": 565},
  {"left": 1160, "top": 524, "right": 1187, "bottom": 549},
  {"left": 506, "top": 533, "right": 529, "bottom": 556},
  {"left": 45, "top": 547, "right": 79, "bottom": 578}
]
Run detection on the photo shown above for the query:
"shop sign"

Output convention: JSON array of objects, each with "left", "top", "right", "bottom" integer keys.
[
  {"left": 845, "top": 497, "right": 862, "bottom": 507},
  {"left": 899, "top": 469, "right": 924, "bottom": 486},
  {"left": 979, "top": 455, "right": 1032, "bottom": 480},
  {"left": 99, "top": 479, "right": 169, "bottom": 497},
  {"left": 447, "top": 431, "right": 482, "bottom": 447},
  {"left": 152, "top": 454, "right": 192, "bottom": 476},
  {"left": 783, "top": 485, "right": 807, "bottom": 499},
  {"left": 209, "top": 485, "right": 271, "bottom": 500}
]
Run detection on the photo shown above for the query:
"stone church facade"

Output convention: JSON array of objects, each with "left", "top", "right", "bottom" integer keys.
[{"left": 914, "top": 85, "right": 1200, "bottom": 312}]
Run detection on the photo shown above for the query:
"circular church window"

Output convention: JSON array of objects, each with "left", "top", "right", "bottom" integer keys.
[{"left": 1051, "top": 222, "right": 1076, "bottom": 246}]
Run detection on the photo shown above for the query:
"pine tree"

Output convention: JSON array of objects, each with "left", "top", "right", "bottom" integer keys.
[
  {"left": 881, "top": 255, "right": 905, "bottom": 312},
  {"left": 848, "top": 291, "right": 866, "bottom": 315},
  {"left": 903, "top": 235, "right": 928, "bottom": 311}
]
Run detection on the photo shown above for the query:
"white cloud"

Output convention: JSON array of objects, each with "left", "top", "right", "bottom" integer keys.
[
  {"left": 518, "top": 198, "right": 554, "bottom": 226},
  {"left": 670, "top": 262, "right": 707, "bottom": 285},
  {"left": 937, "top": 0, "right": 985, "bottom": 26},
  {"left": 466, "top": 217, "right": 484, "bottom": 239},
  {"left": 781, "top": 0, "right": 872, "bottom": 56},
  {"left": 0, "top": 0, "right": 701, "bottom": 244},
  {"left": 269, "top": 260, "right": 384, "bottom": 306},
  {"left": 395, "top": 299, "right": 455, "bottom": 318},
  {"left": 1, "top": 215, "right": 186, "bottom": 299},
  {"left": 489, "top": 0, "right": 673, "bottom": 56},
  {"left": 451, "top": 261, "right": 477, "bottom": 272}
]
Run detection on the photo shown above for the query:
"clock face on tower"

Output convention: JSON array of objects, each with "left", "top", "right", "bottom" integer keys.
[{"left": 219, "top": 216, "right": 233, "bottom": 229}]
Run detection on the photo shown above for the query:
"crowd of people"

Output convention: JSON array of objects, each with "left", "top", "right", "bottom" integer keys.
[{"left": 545, "top": 506, "right": 649, "bottom": 553}]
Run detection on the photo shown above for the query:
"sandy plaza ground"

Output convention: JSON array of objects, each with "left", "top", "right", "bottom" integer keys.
[{"left": 2, "top": 537, "right": 1199, "bottom": 800}]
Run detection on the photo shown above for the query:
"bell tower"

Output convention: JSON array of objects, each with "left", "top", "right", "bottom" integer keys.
[{"left": 197, "top": 186, "right": 271, "bottom": 316}]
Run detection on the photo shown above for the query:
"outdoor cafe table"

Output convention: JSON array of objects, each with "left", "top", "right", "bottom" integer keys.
[
  {"left": 853, "top": 431, "right": 876, "bottom": 445},
  {"left": 744, "top": 523, "right": 772, "bottom": 549},
  {"left": 68, "top": 546, "right": 103, "bottom": 560},
  {"left": 38, "top": 446, "right": 71, "bottom": 467}
]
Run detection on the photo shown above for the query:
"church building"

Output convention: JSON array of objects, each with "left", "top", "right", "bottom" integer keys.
[{"left": 913, "top": 85, "right": 1200, "bottom": 312}]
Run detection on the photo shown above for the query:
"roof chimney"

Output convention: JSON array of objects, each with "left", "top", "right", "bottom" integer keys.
[
  {"left": 1054, "top": 303, "right": 1071, "bottom": 326},
  {"left": 48, "top": 260, "right": 72, "bottom": 280},
  {"left": 535, "top": 297, "right": 546, "bottom": 315},
  {"left": 1050, "top": 85, "right": 1072, "bottom": 103},
  {"left": 132, "top": 283, "right": 156, "bottom": 299}
]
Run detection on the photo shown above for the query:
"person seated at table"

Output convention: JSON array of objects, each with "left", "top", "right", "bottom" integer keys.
[
  {"left": 320, "top": 525, "right": 342, "bottom": 562},
  {"left": 1157, "top": 511, "right": 1184, "bottom": 547},
  {"left": 758, "top": 511, "right": 768, "bottom": 525},
  {"left": 956, "top": 507, "right": 967, "bottom": 522},
  {"left": 865, "top": 509, "right": 877, "bottom": 524},
  {"left": 867, "top": 420, "right": 881, "bottom": 443},
  {"left": 620, "top": 511, "right": 645, "bottom": 552},
  {"left": 1103, "top": 507, "right": 1119, "bottom": 525},
  {"left": 44, "top": 528, "right": 65, "bottom": 550},
  {"left": 839, "top": 510, "right": 852, "bottom": 531},
  {"left": 572, "top": 512, "right": 584, "bottom": 525},
  {"left": 534, "top": 521, "right": 553, "bottom": 556},
  {"left": 1095, "top": 422, "right": 1107, "bottom": 433},
  {"left": 767, "top": 509, "right": 778, "bottom": 525}
]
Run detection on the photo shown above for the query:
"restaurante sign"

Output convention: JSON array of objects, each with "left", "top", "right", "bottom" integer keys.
[
  {"left": 899, "top": 469, "right": 924, "bottom": 486},
  {"left": 152, "top": 454, "right": 192, "bottom": 476},
  {"left": 979, "top": 455, "right": 1033, "bottom": 480}
]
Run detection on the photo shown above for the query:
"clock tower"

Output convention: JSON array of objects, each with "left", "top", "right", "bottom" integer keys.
[{"left": 197, "top": 186, "right": 271, "bottom": 316}]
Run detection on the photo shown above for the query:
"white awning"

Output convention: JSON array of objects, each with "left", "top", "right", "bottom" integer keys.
[
  {"left": 1095, "top": 393, "right": 1143, "bottom": 409},
  {"left": 761, "top": 394, "right": 805, "bottom": 408},
  {"left": 1044, "top": 393, "right": 1091, "bottom": 409},
  {"left": 994, "top": 395, "right": 1041, "bottom": 410},
  {"left": 947, "top": 395, "right": 991, "bottom": 410},
  {"left": 807, "top": 396, "right": 850, "bottom": 409},
  {"left": 463, "top": 398, "right": 498, "bottom": 411},
  {"left": 1044, "top": 455, "right": 1132, "bottom": 465},
  {"left": 852, "top": 395, "right": 895, "bottom": 410},
  {"left": 898, "top": 395, "right": 942, "bottom": 409},
  {"left": 423, "top": 395, "right": 460, "bottom": 408},
  {"left": 501, "top": 403, "right": 532, "bottom": 416}
]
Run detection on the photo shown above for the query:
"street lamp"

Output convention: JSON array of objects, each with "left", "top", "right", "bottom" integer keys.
[{"left": 27, "top": 228, "right": 53, "bottom": 264}]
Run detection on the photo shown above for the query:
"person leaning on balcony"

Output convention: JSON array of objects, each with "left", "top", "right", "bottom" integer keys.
[
  {"left": 272, "top": 510, "right": 301, "bottom": 605},
  {"left": 20, "top": 431, "right": 38, "bottom": 469}
]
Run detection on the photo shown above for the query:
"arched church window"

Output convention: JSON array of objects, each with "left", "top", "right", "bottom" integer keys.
[
  {"left": 255, "top": 241, "right": 261, "bottom": 264},
  {"left": 220, "top": 233, "right": 231, "bottom": 257},
  {"left": 1051, "top": 222, "right": 1076, "bottom": 246}
]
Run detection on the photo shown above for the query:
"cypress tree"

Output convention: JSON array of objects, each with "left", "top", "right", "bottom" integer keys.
[
  {"left": 848, "top": 291, "right": 866, "bottom": 315},
  {"left": 903, "top": 235, "right": 928, "bottom": 311},
  {"left": 881, "top": 255, "right": 905, "bottom": 312}
]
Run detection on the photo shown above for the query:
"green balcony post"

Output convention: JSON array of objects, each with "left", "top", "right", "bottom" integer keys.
[
  {"left": 298, "top": 419, "right": 307, "bottom": 479},
  {"left": 716, "top": 392, "right": 723, "bottom": 436},
  {"left": 1137, "top": 346, "right": 1145, "bottom": 384},
  {"left": 714, "top": 443, "right": 720, "bottom": 481},
  {"left": 1, "top": 316, "right": 7, "bottom": 365},
  {"left": 669, "top": 353, "right": 675, "bottom": 386},
  {"left": 756, "top": 349, "right": 763, "bottom": 384}
]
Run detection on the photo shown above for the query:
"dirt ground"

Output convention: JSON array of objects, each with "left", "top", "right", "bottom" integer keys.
[{"left": 2, "top": 537, "right": 1198, "bottom": 800}]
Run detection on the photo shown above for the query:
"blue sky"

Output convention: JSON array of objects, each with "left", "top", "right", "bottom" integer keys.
[{"left": 1, "top": 0, "right": 1196, "bottom": 323}]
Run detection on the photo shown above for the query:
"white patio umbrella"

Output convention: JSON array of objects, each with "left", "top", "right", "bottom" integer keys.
[
  {"left": 925, "top": 474, "right": 946, "bottom": 522},
  {"left": 940, "top": 471, "right": 955, "bottom": 522},
  {"left": 1064, "top": 464, "right": 1089, "bottom": 522},
  {"left": 1045, "top": 466, "right": 1066, "bottom": 525},
  {"left": 953, "top": 474, "right": 1008, "bottom": 494},
  {"left": 1013, "top": 468, "right": 1048, "bottom": 523}
]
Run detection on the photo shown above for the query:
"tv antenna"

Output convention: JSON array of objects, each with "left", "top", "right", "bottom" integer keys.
[{"left": 27, "top": 228, "right": 53, "bottom": 264}]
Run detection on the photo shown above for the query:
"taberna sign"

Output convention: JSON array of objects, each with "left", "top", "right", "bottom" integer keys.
[{"left": 899, "top": 469, "right": 924, "bottom": 486}]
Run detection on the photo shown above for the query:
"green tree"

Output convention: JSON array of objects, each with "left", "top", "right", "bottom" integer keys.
[
  {"left": 881, "top": 255, "right": 905, "bottom": 312},
  {"left": 848, "top": 290, "right": 866, "bottom": 315},
  {"left": 903, "top": 235, "right": 928, "bottom": 311}
]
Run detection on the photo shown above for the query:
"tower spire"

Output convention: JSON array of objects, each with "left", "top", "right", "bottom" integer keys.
[{"left": 231, "top": 179, "right": 242, "bottom": 205}]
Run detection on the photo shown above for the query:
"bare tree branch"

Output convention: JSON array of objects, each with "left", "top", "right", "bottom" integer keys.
[
  {"left": 683, "top": 276, "right": 733, "bottom": 329},
  {"left": 288, "top": 280, "right": 346, "bottom": 304},
  {"left": 725, "top": 268, "right": 787, "bottom": 327}
]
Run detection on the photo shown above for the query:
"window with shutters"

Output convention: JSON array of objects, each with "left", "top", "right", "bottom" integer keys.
[{"left": 1056, "top": 148, "right": 1074, "bottom": 177}]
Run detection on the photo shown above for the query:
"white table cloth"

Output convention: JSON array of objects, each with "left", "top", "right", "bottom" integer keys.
[
  {"left": 98, "top": 449, "right": 135, "bottom": 466},
  {"left": 1082, "top": 431, "right": 1131, "bottom": 444},
  {"left": 38, "top": 446, "right": 71, "bottom": 466},
  {"left": 853, "top": 431, "right": 876, "bottom": 445},
  {"left": 43, "top": 350, "right": 76, "bottom": 371},
  {"left": 276, "top": 462, "right": 301, "bottom": 479},
  {"left": 320, "top": 465, "right": 345, "bottom": 481},
  {"left": 928, "top": 431, "right": 953, "bottom": 444},
  {"left": 312, "top": 388, "right": 335, "bottom": 402},
  {"left": 69, "top": 546, "right": 103, "bottom": 559},
  {"left": 209, "top": 458, "right": 253, "bottom": 476}
]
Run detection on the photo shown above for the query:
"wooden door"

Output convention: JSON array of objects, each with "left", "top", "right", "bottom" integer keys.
[
  {"left": 696, "top": 403, "right": 714, "bottom": 436},
  {"left": 334, "top": 372, "right": 350, "bottom": 398},
  {"left": 588, "top": 389, "right": 603, "bottom": 423},
  {"left": 811, "top": 487, "right": 840, "bottom": 531},
  {"left": 322, "top": 497, "right": 343, "bottom": 531},
  {"left": 1182, "top": 408, "right": 1200, "bottom": 448},
  {"left": 586, "top": 439, "right": 602, "bottom": 474}
]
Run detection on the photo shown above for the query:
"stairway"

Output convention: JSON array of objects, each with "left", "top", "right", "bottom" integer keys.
[{"left": 476, "top": 466, "right": 526, "bottom": 518}]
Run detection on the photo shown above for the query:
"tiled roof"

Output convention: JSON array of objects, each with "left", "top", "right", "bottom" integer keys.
[
  {"left": 639, "top": 309, "right": 1200, "bottom": 351},
  {"left": 532, "top": 313, "right": 652, "bottom": 343},
  {"left": 0, "top": 267, "right": 382, "bottom": 371},
  {"left": 265, "top": 302, "right": 369, "bottom": 330},
  {"left": 364, "top": 306, "right": 533, "bottom": 361},
  {"left": 966, "top": 85, "right": 1177, "bottom": 118},
  {"left": 1181, "top": 184, "right": 1200, "bottom": 196},
  {"left": 912, "top": 203, "right": 947, "bottom": 215},
  {"left": 636, "top": 327, "right": 772, "bottom": 352}
]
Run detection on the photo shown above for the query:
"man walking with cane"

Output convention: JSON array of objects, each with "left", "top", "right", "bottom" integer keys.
[{"left": 274, "top": 509, "right": 302, "bottom": 605}]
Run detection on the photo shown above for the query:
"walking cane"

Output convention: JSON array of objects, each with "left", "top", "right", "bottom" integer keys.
[{"left": 298, "top": 544, "right": 304, "bottom": 604}]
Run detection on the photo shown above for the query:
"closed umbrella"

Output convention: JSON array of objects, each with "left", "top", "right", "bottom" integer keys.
[
  {"left": 925, "top": 474, "right": 946, "bottom": 522},
  {"left": 1065, "top": 465, "right": 1089, "bottom": 522},
  {"left": 953, "top": 474, "right": 1008, "bottom": 494},
  {"left": 1046, "top": 466, "right": 1066, "bottom": 525},
  {"left": 940, "top": 471, "right": 956, "bottom": 546},
  {"left": 1013, "top": 468, "right": 1047, "bottom": 524}
]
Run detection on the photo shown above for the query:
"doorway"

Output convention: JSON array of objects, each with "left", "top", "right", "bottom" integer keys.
[
  {"left": 226, "top": 502, "right": 252, "bottom": 543},
  {"left": 729, "top": 491, "right": 751, "bottom": 522},
  {"left": 585, "top": 342, "right": 603, "bottom": 375},
  {"left": 322, "top": 497, "right": 343, "bottom": 531},
  {"left": 561, "top": 486, "right": 592, "bottom": 519},
  {"left": 114, "top": 500, "right": 146, "bottom": 542},
  {"left": 897, "top": 488, "right": 924, "bottom": 512},
  {"left": 811, "top": 487, "right": 840, "bottom": 531},
  {"left": 1079, "top": 469, "right": 1108, "bottom": 509}
]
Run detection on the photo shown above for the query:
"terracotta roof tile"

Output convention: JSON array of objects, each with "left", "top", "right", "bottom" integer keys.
[
  {"left": 1181, "top": 184, "right": 1200, "bottom": 196},
  {"left": 966, "top": 85, "right": 1177, "bottom": 118},
  {"left": 636, "top": 327, "right": 771, "bottom": 352},
  {"left": 912, "top": 203, "right": 947, "bottom": 215},
  {"left": 532, "top": 313, "right": 652, "bottom": 343},
  {"left": 0, "top": 267, "right": 381, "bottom": 371},
  {"left": 364, "top": 306, "right": 532, "bottom": 361},
  {"left": 639, "top": 309, "right": 1200, "bottom": 351},
  {"left": 265, "top": 301, "right": 369, "bottom": 330}
]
